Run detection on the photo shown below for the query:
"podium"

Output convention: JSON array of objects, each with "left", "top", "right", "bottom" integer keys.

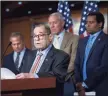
[{"left": 1, "top": 77, "right": 57, "bottom": 96}]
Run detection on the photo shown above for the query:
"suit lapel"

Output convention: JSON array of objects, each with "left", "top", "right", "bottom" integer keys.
[
  {"left": 39, "top": 46, "right": 54, "bottom": 73},
  {"left": 87, "top": 32, "right": 103, "bottom": 60},
  {"left": 60, "top": 32, "right": 70, "bottom": 50},
  {"left": 21, "top": 49, "right": 36, "bottom": 72},
  {"left": 11, "top": 52, "right": 15, "bottom": 65},
  {"left": 27, "top": 50, "right": 36, "bottom": 72},
  {"left": 19, "top": 49, "right": 28, "bottom": 71}
]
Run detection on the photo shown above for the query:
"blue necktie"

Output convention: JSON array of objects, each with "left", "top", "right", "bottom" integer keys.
[{"left": 83, "top": 36, "right": 95, "bottom": 80}]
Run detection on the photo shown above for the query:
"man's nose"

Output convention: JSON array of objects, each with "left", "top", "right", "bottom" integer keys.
[
  {"left": 16, "top": 44, "right": 19, "bottom": 48},
  {"left": 50, "top": 24, "right": 54, "bottom": 28},
  {"left": 35, "top": 37, "right": 40, "bottom": 41}
]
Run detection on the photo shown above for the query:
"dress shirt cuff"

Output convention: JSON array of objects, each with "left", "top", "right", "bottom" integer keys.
[
  {"left": 82, "top": 82, "right": 88, "bottom": 88},
  {"left": 34, "top": 73, "right": 39, "bottom": 78}
]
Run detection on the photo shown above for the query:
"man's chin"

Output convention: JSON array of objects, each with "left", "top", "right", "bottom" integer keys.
[
  {"left": 87, "top": 31, "right": 96, "bottom": 34},
  {"left": 15, "top": 50, "right": 21, "bottom": 52},
  {"left": 36, "top": 47, "right": 44, "bottom": 50},
  {"left": 52, "top": 32, "right": 58, "bottom": 35}
]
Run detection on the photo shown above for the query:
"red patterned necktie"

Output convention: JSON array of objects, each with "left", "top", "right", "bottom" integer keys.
[{"left": 30, "top": 53, "right": 43, "bottom": 73}]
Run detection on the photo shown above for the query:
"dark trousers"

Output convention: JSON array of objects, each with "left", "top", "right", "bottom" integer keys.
[{"left": 64, "top": 79, "right": 76, "bottom": 96}]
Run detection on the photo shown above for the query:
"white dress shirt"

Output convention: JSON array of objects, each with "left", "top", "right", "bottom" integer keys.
[{"left": 53, "top": 30, "right": 65, "bottom": 49}]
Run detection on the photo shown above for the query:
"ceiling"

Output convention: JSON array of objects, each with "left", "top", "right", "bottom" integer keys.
[{"left": 1, "top": 1, "right": 108, "bottom": 19}]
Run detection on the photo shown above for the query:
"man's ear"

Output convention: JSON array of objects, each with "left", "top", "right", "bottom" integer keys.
[
  {"left": 98, "top": 22, "right": 102, "bottom": 28},
  {"left": 62, "top": 20, "right": 65, "bottom": 28},
  {"left": 49, "top": 34, "right": 53, "bottom": 42}
]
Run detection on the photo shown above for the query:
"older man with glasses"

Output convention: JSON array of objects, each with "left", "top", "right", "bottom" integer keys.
[{"left": 16, "top": 24, "right": 70, "bottom": 83}]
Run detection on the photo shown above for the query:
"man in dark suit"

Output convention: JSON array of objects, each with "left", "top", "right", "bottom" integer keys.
[
  {"left": 16, "top": 24, "right": 70, "bottom": 83},
  {"left": 2, "top": 32, "right": 32, "bottom": 74},
  {"left": 75, "top": 12, "right": 108, "bottom": 96}
]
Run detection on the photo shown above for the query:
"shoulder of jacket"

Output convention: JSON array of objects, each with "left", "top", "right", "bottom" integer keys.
[
  {"left": 65, "top": 32, "right": 79, "bottom": 38},
  {"left": 54, "top": 48, "right": 69, "bottom": 56}
]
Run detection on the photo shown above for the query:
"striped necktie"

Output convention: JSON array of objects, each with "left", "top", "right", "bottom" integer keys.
[
  {"left": 15, "top": 52, "right": 20, "bottom": 70},
  {"left": 30, "top": 53, "right": 43, "bottom": 73}
]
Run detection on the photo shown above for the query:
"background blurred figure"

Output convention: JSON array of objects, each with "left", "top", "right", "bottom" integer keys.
[
  {"left": 48, "top": 12, "right": 79, "bottom": 96},
  {"left": 48, "top": 12, "right": 79, "bottom": 78},
  {"left": 2, "top": 32, "right": 32, "bottom": 74},
  {"left": 75, "top": 12, "right": 108, "bottom": 96}
]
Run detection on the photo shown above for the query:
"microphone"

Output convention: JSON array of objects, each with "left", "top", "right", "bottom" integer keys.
[{"left": 1, "top": 42, "right": 12, "bottom": 61}]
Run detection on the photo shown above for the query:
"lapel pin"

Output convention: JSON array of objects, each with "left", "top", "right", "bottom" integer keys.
[
  {"left": 45, "top": 59, "right": 48, "bottom": 61},
  {"left": 98, "top": 38, "right": 101, "bottom": 41}
]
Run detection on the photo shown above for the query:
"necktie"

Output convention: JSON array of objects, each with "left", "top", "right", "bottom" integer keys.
[
  {"left": 53, "top": 35, "right": 60, "bottom": 49},
  {"left": 83, "top": 36, "right": 95, "bottom": 80},
  {"left": 15, "top": 52, "right": 20, "bottom": 70},
  {"left": 30, "top": 53, "right": 43, "bottom": 73}
]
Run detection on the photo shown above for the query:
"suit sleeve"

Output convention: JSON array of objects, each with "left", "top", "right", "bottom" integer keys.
[
  {"left": 53, "top": 53, "right": 70, "bottom": 82},
  {"left": 85, "top": 42, "right": 108, "bottom": 90},
  {"left": 74, "top": 40, "right": 82, "bottom": 84},
  {"left": 37, "top": 51, "right": 70, "bottom": 83},
  {"left": 68, "top": 35, "right": 79, "bottom": 73}
]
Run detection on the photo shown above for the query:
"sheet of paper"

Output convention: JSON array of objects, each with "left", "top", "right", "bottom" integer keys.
[
  {"left": 1, "top": 68, "right": 16, "bottom": 79},
  {"left": 74, "top": 92, "right": 96, "bottom": 96}
]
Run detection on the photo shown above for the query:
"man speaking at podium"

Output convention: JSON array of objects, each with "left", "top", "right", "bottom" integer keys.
[{"left": 16, "top": 24, "right": 70, "bottom": 83}]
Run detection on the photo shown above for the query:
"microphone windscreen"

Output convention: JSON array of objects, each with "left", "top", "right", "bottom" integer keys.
[{"left": 9, "top": 42, "right": 12, "bottom": 46}]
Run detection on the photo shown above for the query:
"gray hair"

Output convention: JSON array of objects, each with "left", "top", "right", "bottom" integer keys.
[
  {"left": 35, "top": 24, "right": 51, "bottom": 35},
  {"left": 49, "top": 12, "right": 64, "bottom": 21}
]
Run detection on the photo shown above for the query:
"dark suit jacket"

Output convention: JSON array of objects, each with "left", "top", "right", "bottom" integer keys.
[
  {"left": 75, "top": 31, "right": 108, "bottom": 96},
  {"left": 2, "top": 48, "right": 32, "bottom": 75},
  {"left": 23, "top": 45, "right": 70, "bottom": 82}
]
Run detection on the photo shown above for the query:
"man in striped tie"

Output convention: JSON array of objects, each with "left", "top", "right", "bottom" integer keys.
[{"left": 16, "top": 24, "right": 70, "bottom": 83}]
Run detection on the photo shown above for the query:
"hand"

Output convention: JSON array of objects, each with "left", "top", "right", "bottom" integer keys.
[
  {"left": 16, "top": 73, "right": 35, "bottom": 79},
  {"left": 78, "top": 89, "right": 85, "bottom": 96},
  {"left": 76, "top": 82, "right": 85, "bottom": 96}
]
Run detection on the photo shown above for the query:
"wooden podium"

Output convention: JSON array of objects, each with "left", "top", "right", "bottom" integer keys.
[{"left": 1, "top": 77, "right": 57, "bottom": 96}]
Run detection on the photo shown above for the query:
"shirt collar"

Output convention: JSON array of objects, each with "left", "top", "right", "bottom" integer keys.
[
  {"left": 55, "top": 30, "right": 65, "bottom": 38},
  {"left": 90, "top": 30, "right": 101, "bottom": 38},
  {"left": 14, "top": 47, "right": 26, "bottom": 54},
  {"left": 37, "top": 44, "right": 52, "bottom": 55}
]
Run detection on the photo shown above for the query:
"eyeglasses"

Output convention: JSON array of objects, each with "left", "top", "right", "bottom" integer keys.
[{"left": 32, "top": 34, "right": 49, "bottom": 39}]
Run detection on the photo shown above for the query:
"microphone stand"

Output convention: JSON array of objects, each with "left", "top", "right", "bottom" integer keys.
[{"left": 1, "top": 42, "right": 12, "bottom": 61}]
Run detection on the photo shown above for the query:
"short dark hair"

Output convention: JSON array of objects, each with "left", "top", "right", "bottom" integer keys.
[
  {"left": 10, "top": 32, "right": 24, "bottom": 41},
  {"left": 87, "top": 12, "right": 105, "bottom": 29}
]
